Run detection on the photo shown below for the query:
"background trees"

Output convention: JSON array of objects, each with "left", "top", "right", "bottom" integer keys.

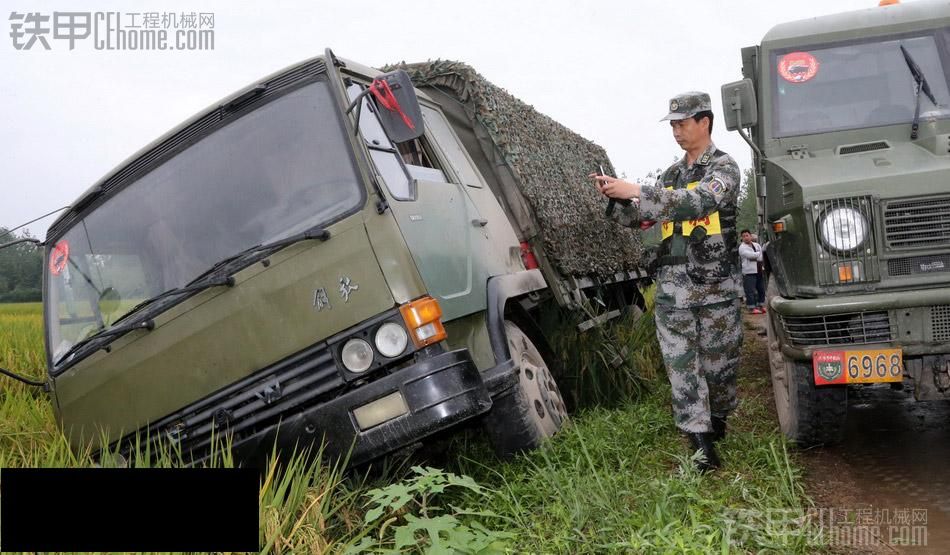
[{"left": 0, "top": 228, "right": 43, "bottom": 302}]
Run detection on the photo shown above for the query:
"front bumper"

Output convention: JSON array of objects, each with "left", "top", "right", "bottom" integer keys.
[
  {"left": 771, "top": 287, "right": 950, "bottom": 361},
  {"left": 227, "top": 348, "right": 495, "bottom": 466}
]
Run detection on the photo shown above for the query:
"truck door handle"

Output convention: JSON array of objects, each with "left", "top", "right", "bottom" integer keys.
[{"left": 472, "top": 218, "right": 488, "bottom": 227}]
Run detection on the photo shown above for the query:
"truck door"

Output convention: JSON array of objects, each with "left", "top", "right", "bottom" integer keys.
[
  {"left": 348, "top": 85, "right": 477, "bottom": 321},
  {"left": 418, "top": 105, "right": 521, "bottom": 276}
]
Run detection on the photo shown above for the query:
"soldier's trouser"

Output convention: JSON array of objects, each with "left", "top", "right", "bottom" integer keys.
[{"left": 654, "top": 298, "right": 742, "bottom": 433}]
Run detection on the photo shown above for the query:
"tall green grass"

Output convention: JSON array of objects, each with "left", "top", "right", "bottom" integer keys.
[{"left": 0, "top": 301, "right": 823, "bottom": 553}]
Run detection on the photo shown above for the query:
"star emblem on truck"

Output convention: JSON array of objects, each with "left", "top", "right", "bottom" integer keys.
[{"left": 339, "top": 276, "right": 359, "bottom": 302}]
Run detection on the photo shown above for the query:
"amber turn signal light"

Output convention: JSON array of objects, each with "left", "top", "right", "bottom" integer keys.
[{"left": 399, "top": 296, "right": 447, "bottom": 348}]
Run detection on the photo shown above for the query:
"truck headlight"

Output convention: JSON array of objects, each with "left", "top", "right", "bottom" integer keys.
[
  {"left": 818, "top": 207, "right": 868, "bottom": 253},
  {"left": 374, "top": 322, "right": 408, "bottom": 358},
  {"left": 341, "top": 338, "right": 374, "bottom": 372}
]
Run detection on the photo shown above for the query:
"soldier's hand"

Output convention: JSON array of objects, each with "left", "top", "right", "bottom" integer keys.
[{"left": 588, "top": 173, "right": 640, "bottom": 200}]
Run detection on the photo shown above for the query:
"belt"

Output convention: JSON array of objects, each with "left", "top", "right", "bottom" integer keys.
[{"left": 658, "top": 255, "right": 688, "bottom": 267}]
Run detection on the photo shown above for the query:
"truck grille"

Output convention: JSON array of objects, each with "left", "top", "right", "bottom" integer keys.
[
  {"left": 934, "top": 305, "right": 950, "bottom": 342},
  {"left": 884, "top": 195, "right": 950, "bottom": 250},
  {"left": 887, "top": 254, "right": 950, "bottom": 276},
  {"left": 780, "top": 311, "right": 893, "bottom": 347},
  {"left": 126, "top": 341, "right": 344, "bottom": 460}
]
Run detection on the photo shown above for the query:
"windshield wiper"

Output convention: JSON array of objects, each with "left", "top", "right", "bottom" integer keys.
[
  {"left": 186, "top": 224, "right": 331, "bottom": 286},
  {"left": 111, "top": 275, "right": 236, "bottom": 327},
  {"left": 900, "top": 44, "right": 939, "bottom": 140},
  {"left": 56, "top": 318, "right": 156, "bottom": 366}
]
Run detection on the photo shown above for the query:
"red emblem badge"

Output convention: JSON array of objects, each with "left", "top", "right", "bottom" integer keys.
[
  {"left": 778, "top": 52, "right": 819, "bottom": 83},
  {"left": 49, "top": 240, "right": 70, "bottom": 276}
]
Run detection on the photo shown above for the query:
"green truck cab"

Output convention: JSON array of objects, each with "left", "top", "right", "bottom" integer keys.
[
  {"left": 722, "top": 0, "right": 950, "bottom": 446},
  {"left": 40, "top": 51, "right": 644, "bottom": 465}
]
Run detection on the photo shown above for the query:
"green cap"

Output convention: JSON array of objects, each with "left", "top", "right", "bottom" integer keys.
[{"left": 660, "top": 91, "right": 712, "bottom": 121}]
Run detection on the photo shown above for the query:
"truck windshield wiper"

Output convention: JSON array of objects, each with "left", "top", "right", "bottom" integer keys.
[
  {"left": 110, "top": 275, "right": 236, "bottom": 327},
  {"left": 56, "top": 318, "right": 156, "bottom": 366},
  {"left": 185, "top": 224, "right": 331, "bottom": 286},
  {"left": 900, "top": 44, "right": 939, "bottom": 140}
]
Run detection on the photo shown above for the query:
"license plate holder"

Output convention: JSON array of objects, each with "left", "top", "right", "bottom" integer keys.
[{"left": 813, "top": 348, "right": 903, "bottom": 386}]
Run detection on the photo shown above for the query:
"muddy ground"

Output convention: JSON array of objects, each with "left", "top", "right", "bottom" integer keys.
[{"left": 743, "top": 312, "right": 949, "bottom": 554}]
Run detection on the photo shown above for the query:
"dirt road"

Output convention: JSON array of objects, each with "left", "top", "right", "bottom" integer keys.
[{"left": 744, "top": 312, "right": 950, "bottom": 554}]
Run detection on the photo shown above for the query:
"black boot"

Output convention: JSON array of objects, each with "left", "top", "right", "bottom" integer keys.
[
  {"left": 686, "top": 432, "right": 721, "bottom": 473},
  {"left": 711, "top": 415, "right": 727, "bottom": 443}
]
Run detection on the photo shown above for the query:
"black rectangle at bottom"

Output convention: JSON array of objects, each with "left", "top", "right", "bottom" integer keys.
[{"left": 1, "top": 468, "right": 259, "bottom": 552}]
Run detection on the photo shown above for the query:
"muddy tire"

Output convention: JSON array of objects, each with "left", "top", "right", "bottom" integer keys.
[
  {"left": 766, "top": 282, "right": 847, "bottom": 447},
  {"left": 483, "top": 320, "right": 569, "bottom": 458}
]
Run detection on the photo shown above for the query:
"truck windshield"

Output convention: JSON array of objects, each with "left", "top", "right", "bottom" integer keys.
[
  {"left": 771, "top": 28, "right": 950, "bottom": 138},
  {"left": 46, "top": 79, "right": 363, "bottom": 364}
]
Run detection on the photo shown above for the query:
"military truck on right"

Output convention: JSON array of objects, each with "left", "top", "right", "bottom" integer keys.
[{"left": 721, "top": 0, "right": 950, "bottom": 446}]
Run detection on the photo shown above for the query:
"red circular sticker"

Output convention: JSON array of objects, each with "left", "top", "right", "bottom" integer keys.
[
  {"left": 779, "top": 52, "right": 819, "bottom": 83},
  {"left": 49, "top": 241, "right": 69, "bottom": 276}
]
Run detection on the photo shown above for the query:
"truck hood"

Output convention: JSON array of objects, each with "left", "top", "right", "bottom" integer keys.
[
  {"left": 769, "top": 141, "right": 950, "bottom": 198},
  {"left": 54, "top": 217, "right": 396, "bottom": 449}
]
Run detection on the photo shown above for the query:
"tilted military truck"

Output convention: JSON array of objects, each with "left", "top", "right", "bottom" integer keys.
[
  {"left": 33, "top": 50, "right": 646, "bottom": 465},
  {"left": 721, "top": 0, "right": 950, "bottom": 446}
]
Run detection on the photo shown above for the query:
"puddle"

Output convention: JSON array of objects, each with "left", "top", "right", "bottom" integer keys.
[{"left": 818, "top": 384, "right": 950, "bottom": 553}]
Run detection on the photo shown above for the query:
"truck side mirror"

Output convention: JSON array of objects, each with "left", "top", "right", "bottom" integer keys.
[
  {"left": 721, "top": 79, "right": 757, "bottom": 131},
  {"left": 369, "top": 69, "right": 425, "bottom": 143}
]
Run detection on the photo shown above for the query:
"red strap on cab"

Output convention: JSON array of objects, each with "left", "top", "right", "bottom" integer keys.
[{"left": 369, "top": 78, "right": 416, "bottom": 131}]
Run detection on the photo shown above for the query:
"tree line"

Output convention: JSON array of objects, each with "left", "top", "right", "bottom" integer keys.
[{"left": 0, "top": 228, "right": 43, "bottom": 303}]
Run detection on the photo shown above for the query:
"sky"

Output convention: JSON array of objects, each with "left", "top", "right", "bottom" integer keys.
[{"left": 1, "top": 0, "right": 880, "bottom": 239}]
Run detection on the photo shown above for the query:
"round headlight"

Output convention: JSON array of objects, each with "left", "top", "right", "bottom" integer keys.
[
  {"left": 375, "top": 322, "right": 408, "bottom": 358},
  {"left": 819, "top": 207, "right": 868, "bottom": 253},
  {"left": 341, "top": 339, "right": 374, "bottom": 373}
]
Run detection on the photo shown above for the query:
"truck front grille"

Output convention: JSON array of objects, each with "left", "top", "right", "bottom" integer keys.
[
  {"left": 780, "top": 311, "right": 893, "bottom": 347},
  {"left": 884, "top": 195, "right": 950, "bottom": 250},
  {"left": 934, "top": 305, "right": 950, "bottom": 342},
  {"left": 126, "top": 341, "right": 344, "bottom": 460},
  {"left": 887, "top": 254, "right": 950, "bottom": 276}
]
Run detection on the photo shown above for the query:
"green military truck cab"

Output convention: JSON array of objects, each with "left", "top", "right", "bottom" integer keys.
[
  {"left": 722, "top": 0, "right": 950, "bottom": 446},
  {"left": 39, "top": 50, "right": 642, "bottom": 466}
]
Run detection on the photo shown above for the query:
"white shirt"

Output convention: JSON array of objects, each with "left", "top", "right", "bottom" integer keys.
[{"left": 738, "top": 241, "right": 763, "bottom": 275}]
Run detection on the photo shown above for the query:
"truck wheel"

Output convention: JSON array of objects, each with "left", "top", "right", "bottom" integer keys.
[
  {"left": 483, "top": 320, "right": 569, "bottom": 458},
  {"left": 766, "top": 284, "right": 847, "bottom": 448}
]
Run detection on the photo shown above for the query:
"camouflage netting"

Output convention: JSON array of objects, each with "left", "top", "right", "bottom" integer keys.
[{"left": 382, "top": 60, "right": 642, "bottom": 278}]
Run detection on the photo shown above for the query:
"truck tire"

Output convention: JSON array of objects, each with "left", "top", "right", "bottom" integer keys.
[
  {"left": 483, "top": 320, "right": 569, "bottom": 458},
  {"left": 766, "top": 283, "right": 847, "bottom": 447}
]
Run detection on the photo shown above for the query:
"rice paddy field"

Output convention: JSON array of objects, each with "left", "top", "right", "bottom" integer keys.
[{"left": 0, "top": 301, "right": 826, "bottom": 553}]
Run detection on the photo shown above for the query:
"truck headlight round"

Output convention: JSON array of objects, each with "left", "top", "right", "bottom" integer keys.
[
  {"left": 341, "top": 339, "right": 374, "bottom": 372},
  {"left": 375, "top": 322, "right": 408, "bottom": 358},
  {"left": 818, "top": 207, "right": 868, "bottom": 253}
]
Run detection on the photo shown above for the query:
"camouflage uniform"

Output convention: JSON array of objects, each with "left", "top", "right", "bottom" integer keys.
[{"left": 614, "top": 92, "right": 743, "bottom": 434}]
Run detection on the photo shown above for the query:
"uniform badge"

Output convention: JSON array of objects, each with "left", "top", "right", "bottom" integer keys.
[
  {"left": 670, "top": 100, "right": 679, "bottom": 111},
  {"left": 710, "top": 179, "right": 724, "bottom": 194},
  {"left": 699, "top": 153, "right": 711, "bottom": 165}
]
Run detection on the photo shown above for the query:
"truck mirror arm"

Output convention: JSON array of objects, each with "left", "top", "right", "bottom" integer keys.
[{"left": 0, "top": 237, "right": 43, "bottom": 251}]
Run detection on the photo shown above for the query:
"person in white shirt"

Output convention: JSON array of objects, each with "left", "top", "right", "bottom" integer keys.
[{"left": 738, "top": 229, "right": 766, "bottom": 314}]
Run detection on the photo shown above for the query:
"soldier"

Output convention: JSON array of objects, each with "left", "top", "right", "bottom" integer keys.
[{"left": 591, "top": 91, "right": 742, "bottom": 472}]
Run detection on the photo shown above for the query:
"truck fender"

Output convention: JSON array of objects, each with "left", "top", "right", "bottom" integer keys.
[
  {"left": 764, "top": 241, "right": 791, "bottom": 299},
  {"left": 485, "top": 269, "right": 548, "bottom": 364}
]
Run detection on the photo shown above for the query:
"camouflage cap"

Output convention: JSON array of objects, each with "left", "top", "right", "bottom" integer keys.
[{"left": 660, "top": 91, "right": 712, "bottom": 121}]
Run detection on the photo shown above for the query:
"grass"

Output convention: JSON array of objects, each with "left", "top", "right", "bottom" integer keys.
[{"left": 0, "top": 300, "right": 826, "bottom": 553}]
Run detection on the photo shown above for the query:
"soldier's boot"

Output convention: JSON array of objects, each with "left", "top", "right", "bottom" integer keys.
[
  {"left": 686, "top": 432, "right": 721, "bottom": 473},
  {"left": 711, "top": 415, "right": 727, "bottom": 442}
]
